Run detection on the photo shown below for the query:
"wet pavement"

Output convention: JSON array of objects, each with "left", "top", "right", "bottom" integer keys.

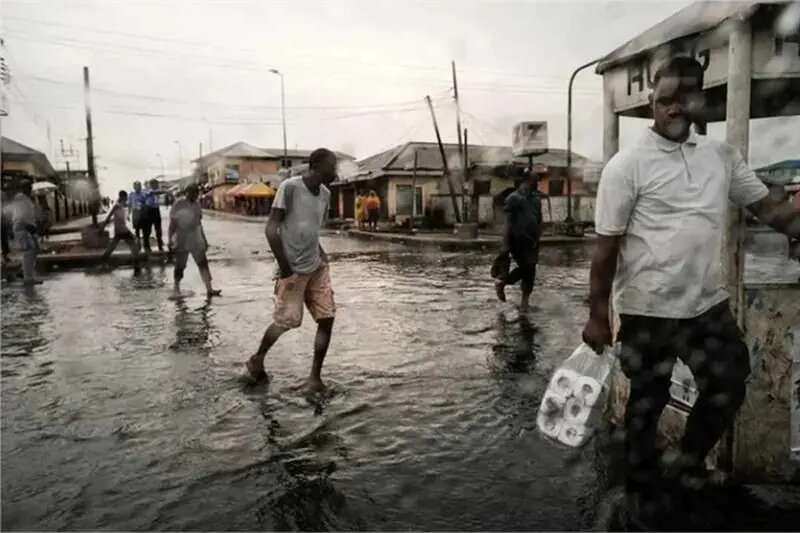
[{"left": 2, "top": 215, "right": 799, "bottom": 530}]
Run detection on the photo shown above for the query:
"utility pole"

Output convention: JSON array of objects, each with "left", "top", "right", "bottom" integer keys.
[
  {"left": 566, "top": 57, "right": 600, "bottom": 225},
  {"left": 83, "top": 66, "right": 98, "bottom": 225},
  {"left": 174, "top": 140, "right": 183, "bottom": 179},
  {"left": 156, "top": 153, "right": 165, "bottom": 177},
  {"left": 269, "top": 69, "right": 288, "bottom": 167},
  {"left": 411, "top": 149, "right": 418, "bottom": 230},
  {"left": 463, "top": 128, "right": 469, "bottom": 223},
  {"left": 452, "top": 61, "right": 464, "bottom": 165},
  {"left": 453, "top": 61, "right": 466, "bottom": 222},
  {"left": 425, "top": 95, "right": 461, "bottom": 223}
]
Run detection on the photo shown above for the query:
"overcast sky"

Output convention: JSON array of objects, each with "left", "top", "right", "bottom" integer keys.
[{"left": 2, "top": 0, "right": 798, "bottom": 195}]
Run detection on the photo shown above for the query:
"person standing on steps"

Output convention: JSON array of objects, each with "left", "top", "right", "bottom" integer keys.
[
  {"left": 100, "top": 190, "right": 140, "bottom": 272},
  {"left": 168, "top": 184, "right": 221, "bottom": 298},
  {"left": 581, "top": 56, "right": 800, "bottom": 527},
  {"left": 493, "top": 164, "right": 545, "bottom": 312},
  {"left": 244, "top": 148, "right": 338, "bottom": 393}
]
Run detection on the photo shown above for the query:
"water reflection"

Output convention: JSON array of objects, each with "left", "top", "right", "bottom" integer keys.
[
  {"left": 3, "top": 217, "right": 797, "bottom": 531},
  {"left": 491, "top": 312, "right": 539, "bottom": 376},
  {"left": 170, "top": 299, "right": 215, "bottom": 353}
]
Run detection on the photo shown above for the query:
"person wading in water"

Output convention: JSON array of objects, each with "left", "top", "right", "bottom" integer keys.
[{"left": 245, "top": 148, "right": 339, "bottom": 393}]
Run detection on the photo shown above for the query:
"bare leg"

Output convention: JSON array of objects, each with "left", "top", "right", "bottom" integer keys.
[
  {"left": 22, "top": 248, "right": 37, "bottom": 283},
  {"left": 197, "top": 259, "right": 220, "bottom": 297},
  {"left": 308, "top": 317, "right": 334, "bottom": 392},
  {"left": 247, "top": 323, "right": 289, "bottom": 381}
]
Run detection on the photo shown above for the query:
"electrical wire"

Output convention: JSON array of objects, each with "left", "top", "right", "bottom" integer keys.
[{"left": 4, "top": 14, "right": 600, "bottom": 86}]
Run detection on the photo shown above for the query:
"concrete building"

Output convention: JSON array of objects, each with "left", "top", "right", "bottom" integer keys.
[
  {"left": 330, "top": 141, "right": 594, "bottom": 228},
  {"left": 192, "top": 142, "right": 353, "bottom": 211},
  {"left": 2, "top": 137, "right": 89, "bottom": 223}
]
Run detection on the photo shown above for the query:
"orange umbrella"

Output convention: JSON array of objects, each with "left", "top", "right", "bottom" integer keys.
[
  {"left": 225, "top": 184, "right": 247, "bottom": 196},
  {"left": 240, "top": 182, "right": 275, "bottom": 198}
]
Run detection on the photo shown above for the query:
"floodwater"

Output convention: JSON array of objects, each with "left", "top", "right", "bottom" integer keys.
[{"left": 2, "top": 215, "right": 798, "bottom": 530}]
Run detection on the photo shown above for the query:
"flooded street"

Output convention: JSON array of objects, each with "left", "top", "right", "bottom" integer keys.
[
  {"left": 1, "top": 216, "right": 607, "bottom": 530},
  {"left": 3, "top": 216, "right": 799, "bottom": 530}
]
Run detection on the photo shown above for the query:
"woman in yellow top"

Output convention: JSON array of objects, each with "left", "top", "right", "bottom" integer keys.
[
  {"left": 365, "top": 190, "right": 381, "bottom": 231},
  {"left": 355, "top": 192, "right": 368, "bottom": 229}
]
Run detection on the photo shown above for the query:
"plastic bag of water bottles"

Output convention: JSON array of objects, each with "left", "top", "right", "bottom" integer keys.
[{"left": 537, "top": 343, "right": 618, "bottom": 447}]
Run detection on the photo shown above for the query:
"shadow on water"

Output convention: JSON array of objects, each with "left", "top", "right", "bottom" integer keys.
[
  {"left": 170, "top": 299, "right": 217, "bottom": 353},
  {"left": 490, "top": 312, "right": 539, "bottom": 376}
]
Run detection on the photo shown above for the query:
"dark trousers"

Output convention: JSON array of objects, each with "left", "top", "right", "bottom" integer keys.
[
  {"left": 141, "top": 207, "right": 163, "bottom": 252},
  {"left": 132, "top": 210, "right": 143, "bottom": 241},
  {"left": 505, "top": 240, "right": 538, "bottom": 294},
  {"left": 101, "top": 231, "right": 140, "bottom": 265},
  {"left": 1, "top": 221, "right": 10, "bottom": 259},
  {"left": 617, "top": 300, "right": 750, "bottom": 493}
]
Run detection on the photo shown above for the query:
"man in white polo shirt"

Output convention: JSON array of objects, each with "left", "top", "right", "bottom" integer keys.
[{"left": 583, "top": 57, "right": 800, "bottom": 521}]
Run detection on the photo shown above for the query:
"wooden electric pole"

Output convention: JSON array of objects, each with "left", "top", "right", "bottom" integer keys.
[
  {"left": 463, "top": 128, "right": 469, "bottom": 223},
  {"left": 425, "top": 95, "right": 461, "bottom": 223},
  {"left": 452, "top": 61, "right": 464, "bottom": 162},
  {"left": 411, "top": 149, "right": 418, "bottom": 230},
  {"left": 83, "top": 66, "right": 98, "bottom": 225}
]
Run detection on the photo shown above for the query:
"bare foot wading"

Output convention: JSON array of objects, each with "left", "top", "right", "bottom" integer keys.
[{"left": 245, "top": 357, "right": 268, "bottom": 384}]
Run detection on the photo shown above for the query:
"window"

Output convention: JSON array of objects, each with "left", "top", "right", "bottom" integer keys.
[
  {"left": 549, "top": 178, "right": 564, "bottom": 196},
  {"left": 396, "top": 185, "right": 422, "bottom": 216},
  {"left": 224, "top": 164, "right": 240, "bottom": 182}
]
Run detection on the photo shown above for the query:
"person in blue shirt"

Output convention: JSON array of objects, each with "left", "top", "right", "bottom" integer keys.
[
  {"left": 128, "top": 181, "right": 146, "bottom": 244},
  {"left": 141, "top": 178, "right": 164, "bottom": 254}
]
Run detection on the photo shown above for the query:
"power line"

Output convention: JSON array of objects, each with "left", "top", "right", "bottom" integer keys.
[
  {"left": 16, "top": 73, "right": 453, "bottom": 112},
  {"left": 4, "top": 15, "right": 602, "bottom": 86},
  {"left": 3, "top": 29, "right": 602, "bottom": 92}
]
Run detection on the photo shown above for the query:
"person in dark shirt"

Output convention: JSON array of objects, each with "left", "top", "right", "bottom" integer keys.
[
  {"left": 141, "top": 178, "right": 164, "bottom": 254},
  {"left": 494, "top": 164, "right": 545, "bottom": 311}
]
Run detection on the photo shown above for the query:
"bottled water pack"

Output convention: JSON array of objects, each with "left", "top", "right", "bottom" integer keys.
[{"left": 537, "top": 343, "right": 616, "bottom": 447}]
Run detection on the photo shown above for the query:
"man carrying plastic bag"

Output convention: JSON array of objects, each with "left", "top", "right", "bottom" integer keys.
[
  {"left": 582, "top": 57, "right": 800, "bottom": 526},
  {"left": 537, "top": 343, "right": 615, "bottom": 448}
]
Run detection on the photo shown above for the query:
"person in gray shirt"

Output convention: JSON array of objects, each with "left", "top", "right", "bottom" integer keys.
[
  {"left": 12, "top": 182, "right": 42, "bottom": 285},
  {"left": 245, "top": 148, "right": 338, "bottom": 393}
]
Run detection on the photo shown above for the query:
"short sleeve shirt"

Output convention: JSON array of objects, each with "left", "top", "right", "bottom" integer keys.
[
  {"left": 144, "top": 190, "right": 160, "bottom": 208},
  {"left": 129, "top": 191, "right": 146, "bottom": 211},
  {"left": 504, "top": 188, "right": 542, "bottom": 243},
  {"left": 12, "top": 194, "right": 37, "bottom": 234},
  {"left": 272, "top": 176, "right": 330, "bottom": 274},
  {"left": 595, "top": 129, "right": 768, "bottom": 319}
]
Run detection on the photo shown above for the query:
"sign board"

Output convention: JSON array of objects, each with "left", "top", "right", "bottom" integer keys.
[
  {"left": 604, "top": 28, "right": 800, "bottom": 115},
  {"left": 512, "top": 121, "right": 548, "bottom": 157}
]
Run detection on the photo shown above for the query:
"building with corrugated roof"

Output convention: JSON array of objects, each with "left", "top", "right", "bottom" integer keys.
[
  {"left": 330, "top": 141, "right": 594, "bottom": 227},
  {"left": 191, "top": 141, "right": 353, "bottom": 211}
]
